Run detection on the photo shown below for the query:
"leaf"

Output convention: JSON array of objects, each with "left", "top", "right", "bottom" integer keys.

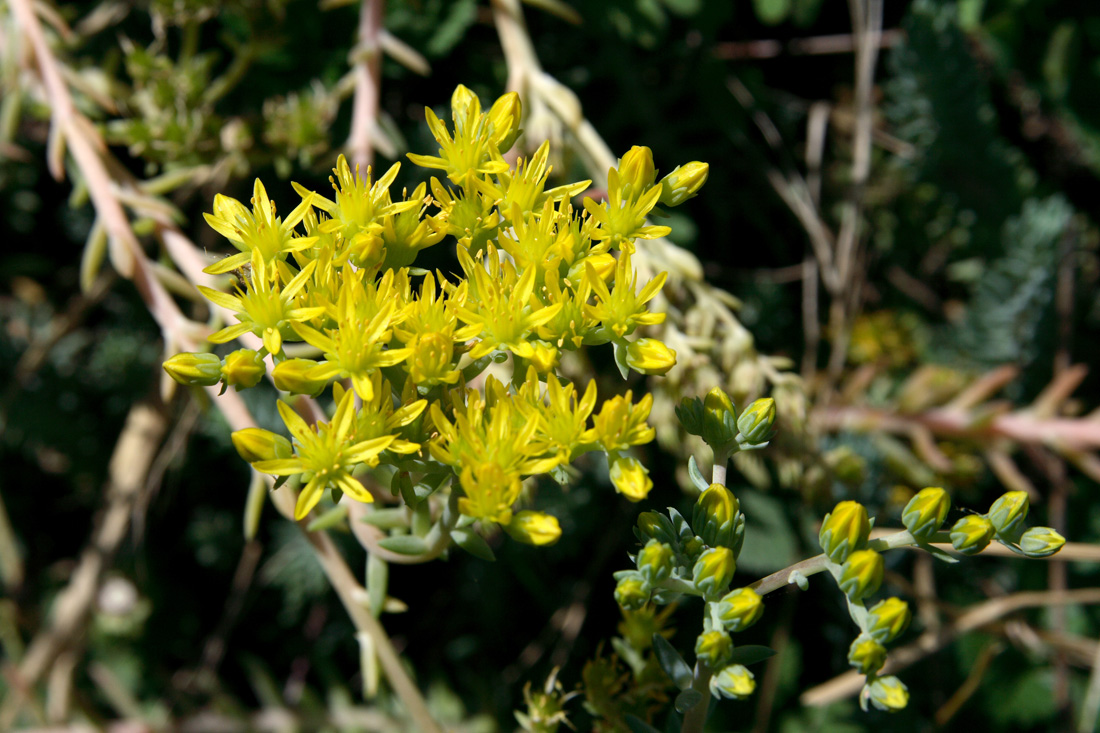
[
  {"left": 674, "top": 688, "right": 704, "bottom": 714},
  {"left": 305, "top": 503, "right": 348, "bottom": 532},
  {"left": 377, "top": 534, "right": 430, "bottom": 556},
  {"left": 652, "top": 633, "right": 693, "bottom": 690},
  {"left": 687, "top": 455, "right": 709, "bottom": 491},
  {"left": 753, "top": 0, "right": 790, "bottom": 25},
  {"left": 612, "top": 339, "right": 630, "bottom": 379},
  {"left": 920, "top": 542, "right": 961, "bottom": 564},
  {"left": 451, "top": 529, "right": 496, "bottom": 561},
  {"left": 727, "top": 645, "right": 777, "bottom": 666}
]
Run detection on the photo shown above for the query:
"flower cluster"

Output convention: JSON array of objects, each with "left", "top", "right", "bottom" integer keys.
[{"left": 164, "top": 85, "right": 708, "bottom": 546}]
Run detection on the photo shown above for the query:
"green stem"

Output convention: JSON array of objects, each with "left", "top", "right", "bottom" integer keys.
[
  {"left": 712, "top": 448, "right": 729, "bottom": 486},
  {"left": 681, "top": 662, "right": 714, "bottom": 733}
]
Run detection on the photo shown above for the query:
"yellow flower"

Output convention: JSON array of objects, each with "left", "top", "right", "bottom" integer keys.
[
  {"left": 625, "top": 338, "right": 676, "bottom": 375},
  {"left": 505, "top": 510, "right": 562, "bottom": 546},
  {"left": 427, "top": 178, "right": 500, "bottom": 255},
  {"left": 457, "top": 461, "right": 523, "bottom": 524},
  {"left": 252, "top": 390, "right": 395, "bottom": 519},
  {"left": 336, "top": 377, "right": 426, "bottom": 457},
  {"left": 585, "top": 251, "right": 667, "bottom": 340},
  {"left": 203, "top": 178, "right": 317, "bottom": 275},
  {"left": 539, "top": 376, "right": 598, "bottom": 463},
  {"left": 378, "top": 182, "right": 444, "bottom": 270},
  {"left": 609, "top": 455, "right": 653, "bottom": 501},
  {"left": 200, "top": 251, "right": 324, "bottom": 355},
  {"left": 589, "top": 391, "right": 655, "bottom": 453},
  {"left": 406, "top": 86, "right": 511, "bottom": 187},
  {"left": 583, "top": 166, "right": 671, "bottom": 247},
  {"left": 474, "top": 141, "right": 590, "bottom": 225}
]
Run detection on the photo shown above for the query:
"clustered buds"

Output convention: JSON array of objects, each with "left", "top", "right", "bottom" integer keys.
[
  {"left": 675, "top": 387, "right": 777, "bottom": 456},
  {"left": 163, "top": 349, "right": 268, "bottom": 392}
]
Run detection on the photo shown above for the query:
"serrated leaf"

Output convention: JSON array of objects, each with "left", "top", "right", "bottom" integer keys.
[
  {"left": 727, "top": 645, "right": 777, "bottom": 666},
  {"left": 377, "top": 534, "right": 430, "bottom": 556},
  {"left": 652, "top": 633, "right": 693, "bottom": 690},
  {"left": 674, "top": 688, "right": 704, "bottom": 714},
  {"left": 451, "top": 529, "right": 496, "bottom": 561}
]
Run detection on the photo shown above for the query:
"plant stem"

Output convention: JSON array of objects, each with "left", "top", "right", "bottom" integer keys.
[
  {"left": 681, "top": 662, "right": 713, "bottom": 733},
  {"left": 712, "top": 448, "right": 729, "bottom": 486}
]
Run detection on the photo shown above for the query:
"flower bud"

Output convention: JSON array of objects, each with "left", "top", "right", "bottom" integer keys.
[
  {"left": 450, "top": 84, "right": 481, "bottom": 121},
  {"left": 950, "top": 515, "right": 994, "bottom": 556},
  {"left": 864, "top": 676, "right": 909, "bottom": 712},
  {"left": 487, "top": 91, "right": 522, "bottom": 152},
  {"left": 838, "top": 549, "right": 884, "bottom": 602},
  {"left": 867, "top": 597, "right": 911, "bottom": 643},
  {"left": 658, "top": 161, "right": 709, "bottom": 207},
  {"left": 614, "top": 573, "right": 650, "bottom": 611},
  {"left": 625, "top": 338, "right": 676, "bottom": 376},
  {"left": 609, "top": 455, "right": 653, "bottom": 502},
  {"left": 636, "top": 539, "right": 674, "bottom": 584},
  {"left": 618, "top": 146, "right": 657, "bottom": 193},
  {"left": 1019, "top": 526, "right": 1066, "bottom": 558},
  {"left": 818, "top": 501, "right": 871, "bottom": 564},
  {"left": 701, "top": 387, "right": 738, "bottom": 450},
  {"left": 505, "top": 511, "right": 561, "bottom": 546},
  {"left": 694, "top": 629, "right": 732, "bottom": 669},
  {"left": 221, "top": 348, "right": 266, "bottom": 390},
  {"left": 683, "top": 535, "right": 706, "bottom": 562},
  {"left": 528, "top": 341, "right": 559, "bottom": 374},
  {"left": 709, "top": 664, "right": 755, "bottom": 700},
  {"left": 635, "top": 511, "right": 678, "bottom": 547},
  {"left": 901, "top": 487, "right": 951, "bottom": 541},
  {"left": 736, "top": 398, "right": 776, "bottom": 446},
  {"left": 987, "top": 490, "right": 1029, "bottom": 540},
  {"left": 717, "top": 587, "right": 764, "bottom": 633},
  {"left": 848, "top": 634, "right": 888, "bottom": 674},
  {"left": 693, "top": 483, "right": 740, "bottom": 549},
  {"left": 231, "top": 428, "right": 292, "bottom": 464},
  {"left": 692, "top": 546, "right": 736, "bottom": 599},
  {"left": 164, "top": 352, "right": 222, "bottom": 387},
  {"left": 272, "top": 358, "right": 328, "bottom": 396}
]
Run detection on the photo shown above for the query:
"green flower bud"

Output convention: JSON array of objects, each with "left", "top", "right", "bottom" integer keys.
[
  {"left": 675, "top": 396, "right": 706, "bottom": 437},
  {"left": 272, "top": 358, "right": 328, "bottom": 396},
  {"left": 505, "top": 511, "right": 561, "bottom": 546},
  {"left": 487, "top": 91, "right": 522, "bottom": 153},
  {"left": 635, "top": 511, "right": 677, "bottom": 547},
  {"left": 658, "top": 161, "right": 709, "bottom": 207},
  {"left": 819, "top": 501, "right": 871, "bottom": 564},
  {"left": 701, "top": 387, "right": 738, "bottom": 451},
  {"left": 618, "top": 145, "right": 657, "bottom": 192},
  {"left": 221, "top": 348, "right": 266, "bottom": 390},
  {"left": 848, "top": 634, "right": 888, "bottom": 674},
  {"left": 694, "top": 629, "right": 732, "bottom": 669},
  {"left": 692, "top": 546, "right": 736, "bottom": 599},
  {"left": 987, "top": 490, "right": 1029, "bottom": 541},
  {"left": 636, "top": 539, "right": 674, "bottom": 584},
  {"left": 717, "top": 587, "right": 764, "bottom": 633},
  {"left": 709, "top": 664, "right": 755, "bottom": 700},
  {"left": 683, "top": 535, "right": 706, "bottom": 562},
  {"left": 1019, "top": 526, "right": 1066, "bottom": 558},
  {"left": 693, "top": 483, "right": 740, "bottom": 548},
  {"left": 614, "top": 573, "right": 650, "bottom": 611},
  {"left": 164, "top": 352, "right": 222, "bottom": 387},
  {"left": 736, "top": 398, "right": 776, "bottom": 446},
  {"left": 609, "top": 455, "right": 653, "bottom": 502},
  {"left": 864, "top": 676, "right": 909, "bottom": 712},
  {"left": 867, "top": 598, "right": 911, "bottom": 643},
  {"left": 231, "top": 428, "right": 292, "bottom": 464},
  {"left": 838, "top": 549, "right": 884, "bottom": 602},
  {"left": 950, "top": 515, "right": 994, "bottom": 556},
  {"left": 625, "top": 338, "right": 676, "bottom": 375},
  {"left": 901, "top": 487, "right": 951, "bottom": 541}
]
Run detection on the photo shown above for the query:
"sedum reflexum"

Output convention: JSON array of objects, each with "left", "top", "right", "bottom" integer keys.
[{"left": 165, "top": 84, "right": 708, "bottom": 542}]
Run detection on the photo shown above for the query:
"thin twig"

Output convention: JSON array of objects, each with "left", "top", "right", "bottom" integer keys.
[{"left": 347, "top": 0, "right": 383, "bottom": 170}]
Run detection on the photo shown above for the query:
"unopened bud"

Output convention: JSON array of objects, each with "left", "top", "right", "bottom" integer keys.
[
  {"left": 692, "top": 546, "right": 735, "bottom": 599},
  {"left": 617, "top": 146, "right": 657, "bottom": 193},
  {"left": 635, "top": 511, "right": 678, "bottom": 547},
  {"left": 1019, "top": 526, "right": 1066, "bottom": 558},
  {"left": 231, "top": 428, "right": 292, "bottom": 464},
  {"left": 272, "top": 358, "right": 328, "bottom": 396},
  {"left": 838, "top": 549, "right": 884, "bottom": 601},
  {"left": 737, "top": 398, "right": 776, "bottom": 446},
  {"left": 848, "top": 634, "right": 888, "bottom": 674},
  {"left": 701, "top": 387, "right": 738, "bottom": 450},
  {"left": 450, "top": 84, "right": 481, "bottom": 121},
  {"left": 819, "top": 501, "right": 871, "bottom": 564},
  {"left": 709, "top": 664, "right": 755, "bottom": 699},
  {"left": 221, "top": 349, "right": 266, "bottom": 390},
  {"left": 658, "top": 161, "right": 709, "bottom": 207},
  {"left": 867, "top": 597, "right": 911, "bottom": 643},
  {"left": 164, "top": 352, "right": 222, "bottom": 387},
  {"left": 694, "top": 630, "right": 732, "bottom": 669},
  {"left": 610, "top": 455, "right": 653, "bottom": 502},
  {"left": 693, "top": 483, "right": 741, "bottom": 550},
  {"left": 717, "top": 587, "right": 764, "bottom": 633},
  {"left": 987, "top": 490, "right": 1029, "bottom": 541},
  {"left": 950, "top": 515, "right": 994, "bottom": 556},
  {"left": 487, "top": 91, "right": 522, "bottom": 152},
  {"left": 864, "top": 676, "right": 909, "bottom": 712},
  {"left": 625, "top": 338, "right": 676, "bottom": 376},
  {"left": 614, "top": 573, "right": 650, "bottom": 611},
  {"left": 636, "top": 539, "right": 674, "bottom": 584},
  {"left": 901, "top": 487, "right": 951, "bottom": 541},
  {"left": 505, "top": 511, "right": 561, "bottom": 546}
]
